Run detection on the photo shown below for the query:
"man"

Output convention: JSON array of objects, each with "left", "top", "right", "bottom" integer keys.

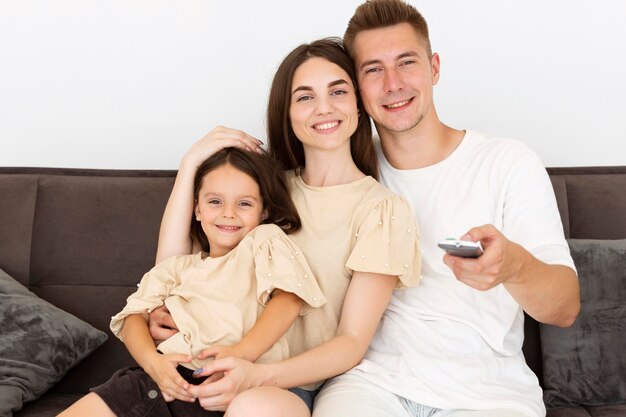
[
  {"left": 151, "top": 1, "right": 579, "bottom": 415},
  {"left": 312, "top": 1, "right": 579, "bottom": 416}
]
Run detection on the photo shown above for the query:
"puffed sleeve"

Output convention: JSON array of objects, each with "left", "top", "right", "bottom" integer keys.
[
  {"left": 346, "top": 195, "right": 421, "bottom": 288},
  {"left": 109, "top": 255, "right": 189, "bottom": 340},
  {"left": 253, "top": 225, "right": 326, "bottom": 314}
]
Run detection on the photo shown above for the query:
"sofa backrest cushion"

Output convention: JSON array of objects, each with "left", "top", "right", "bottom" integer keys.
[
  {"left": 547, "top": 167, "right": 626, "bottom": 239},
  {"left": 0, "top": 168, "right": 175, "bottom": 392}
]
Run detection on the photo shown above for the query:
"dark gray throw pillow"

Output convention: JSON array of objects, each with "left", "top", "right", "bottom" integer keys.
[
  {"left": 540, "top": 239, "right": 626, "bottom": 409},
  {"left": 0, "top": 269, "right": 108, "bottom": 416}
]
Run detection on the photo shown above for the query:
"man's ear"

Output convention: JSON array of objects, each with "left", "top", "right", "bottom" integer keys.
[{"left": 431, "top": 52, "right": 441, "bottom": 86}]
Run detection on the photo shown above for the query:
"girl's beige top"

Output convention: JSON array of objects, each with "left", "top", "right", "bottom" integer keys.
[{"left": 110, "top": 224, "right": 326, "bottom": 371}]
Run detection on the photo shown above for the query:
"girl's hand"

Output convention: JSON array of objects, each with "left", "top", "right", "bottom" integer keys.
[
  {"left": 181, "top": 126, "right": 264, "bottom": 170},
  {"left": 188, "top": 357, "right": 265, "bottom": 411},
  {"left": 144, "top": 352, "right": 196, "bottom": 402}
]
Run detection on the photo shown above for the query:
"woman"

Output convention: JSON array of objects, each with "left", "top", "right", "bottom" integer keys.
[{"left": 153, "top": 38, "right": 421, "bottom": 416}]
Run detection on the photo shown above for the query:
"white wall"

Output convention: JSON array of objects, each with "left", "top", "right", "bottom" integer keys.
[{"left": 1, "top": 0, "right": 625, "bottom": 169}]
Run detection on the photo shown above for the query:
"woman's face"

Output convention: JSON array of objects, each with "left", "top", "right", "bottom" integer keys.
[{"left": 289, "top": 57, "right": 359, "bottom": 154}]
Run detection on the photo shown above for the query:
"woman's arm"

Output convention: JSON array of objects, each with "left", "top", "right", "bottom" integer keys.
[
  {"left": 156, "top": 163, "right": 196, "bottom": 263},
  {"left": 190, "top": 271, "right": 398, "bottom": 409},
  {"left": 197, "top": 290, "right": 303, "bottom": 363},
  {"left": 120, "top": 314, "right": 195, "bottom": 402},
  {"left": 156, "top": 126, "right": 263, "bottom": 263}
]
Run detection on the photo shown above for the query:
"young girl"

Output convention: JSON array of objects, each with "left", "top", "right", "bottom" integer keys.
[
  {"left": 151, "top": 38, "right": 421, "bottom": 417},
  {"left": 58, "top": 148, "right": 326, "bottom": 417}
]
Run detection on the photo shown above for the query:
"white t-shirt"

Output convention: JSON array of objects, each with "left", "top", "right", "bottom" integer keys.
[{"left": 350, "top": 130, "right": 575, "bottom": 417}]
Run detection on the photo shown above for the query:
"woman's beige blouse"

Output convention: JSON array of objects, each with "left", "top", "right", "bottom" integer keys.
[{"left": 284, "top": 171, "right": 421, "bottom": 379}]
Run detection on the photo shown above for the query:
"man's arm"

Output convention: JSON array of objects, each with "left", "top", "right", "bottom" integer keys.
[
  {"left": 444, "top": 225, "right": 579, "bottom": 327},
  {"left": 148, "top": 305, "right": 179, "bottom": 344}
]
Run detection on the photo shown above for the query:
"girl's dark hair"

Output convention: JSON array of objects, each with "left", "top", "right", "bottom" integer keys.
[
  {"left": 191, "top": 147, "right": 301, "bottom": 253},
  {"left": 267, "top": 37, "right": 379, "bottom": 180}
]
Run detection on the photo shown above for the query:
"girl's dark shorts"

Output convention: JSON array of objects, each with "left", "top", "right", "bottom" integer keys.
[{"left": 90, "top": 366, "right": 318, "bottom": 416}]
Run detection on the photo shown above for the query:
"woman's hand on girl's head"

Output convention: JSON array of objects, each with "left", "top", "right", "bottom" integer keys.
[
  {"left": 182, "top": 126, "right": 264, "bottom": 170},
  {"left": 188, "top": 357, "right": 265, "bottom": 411}
]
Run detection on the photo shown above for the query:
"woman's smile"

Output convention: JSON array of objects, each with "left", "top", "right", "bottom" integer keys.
[{"left": 312, "top": 120, "right": 342, "bottom": 133}]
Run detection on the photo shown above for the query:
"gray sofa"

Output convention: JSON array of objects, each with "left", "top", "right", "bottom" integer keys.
[{"left": 1, "top": 166, "right": 625, "bottom": 417}]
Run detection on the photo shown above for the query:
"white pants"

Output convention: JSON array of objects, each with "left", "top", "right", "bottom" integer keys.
[{"left": 313, "top": 373, "right": 531, "bottom": 417}]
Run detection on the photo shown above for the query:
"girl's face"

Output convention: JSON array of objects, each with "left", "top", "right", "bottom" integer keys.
[
  {"left": 289, "top": 57, "right": 359, "bottom": 155},
  {"left": 194, "top": 163, "right": 266, "bottom": 258}
]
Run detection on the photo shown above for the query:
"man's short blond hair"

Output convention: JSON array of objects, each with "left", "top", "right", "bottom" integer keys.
[{"left": 343, "top": 0, "right": 432, "bottom": 59}]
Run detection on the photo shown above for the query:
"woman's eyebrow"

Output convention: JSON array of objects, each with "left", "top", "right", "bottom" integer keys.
[
  {"left": 328, "top": 79, "right": 349, "bottom": 88},
  {"left": 292, "top": 85, "right": 313, "bottom": 95},
  {"left": 292, "top": 78, "right": 349, "bottom": 95}
]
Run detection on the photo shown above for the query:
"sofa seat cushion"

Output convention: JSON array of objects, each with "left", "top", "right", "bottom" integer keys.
[
  {"left": 547, "top": 403, "right": 626, "bottom": 417},
  {"left": 13, "top": 393, "right": 82, "bottom": 417},
  {"left": 0, "top": 269, "right": 108, "bottom": 416}
]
